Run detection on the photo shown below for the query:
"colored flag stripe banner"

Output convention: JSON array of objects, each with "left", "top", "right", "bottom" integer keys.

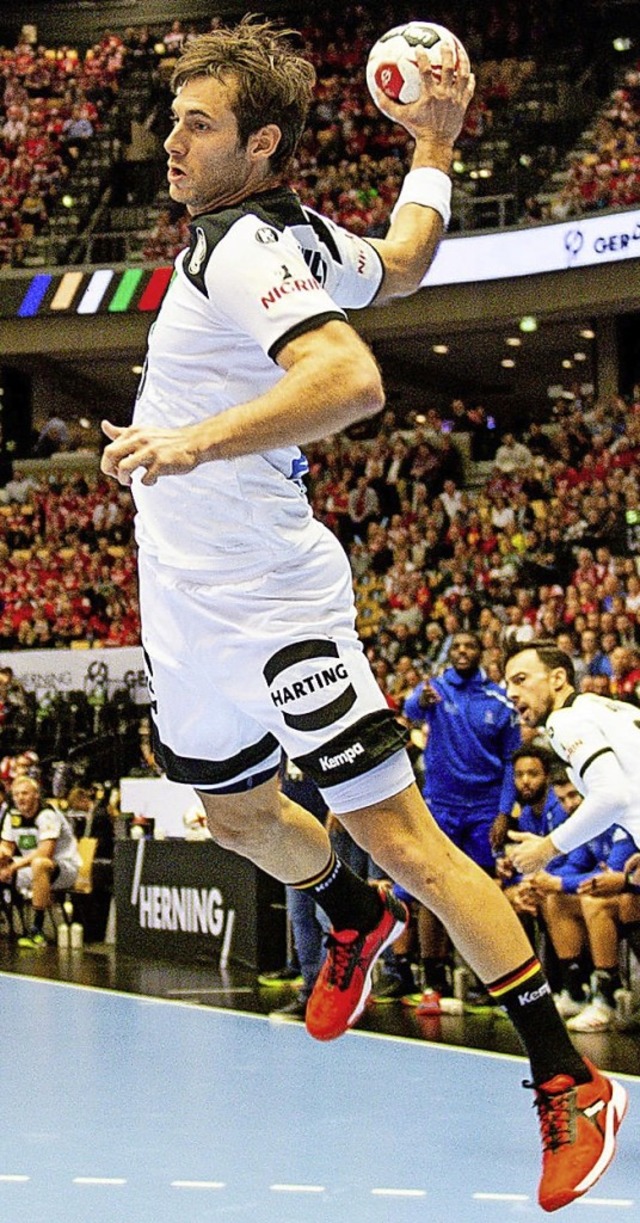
[{"left": 15, "top": 266, "right": 174, "bottom": 318}]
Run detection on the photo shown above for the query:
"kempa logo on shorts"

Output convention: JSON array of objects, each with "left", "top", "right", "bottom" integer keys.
[
  {"left": 264, "top": 639, "right": 357, "bottom": 732},
  {"left": 518, "top": 981, "right": 551, "bottom": 1006},
  {"left": 319, "top": 742, "right": 365, "bottom": 771}
]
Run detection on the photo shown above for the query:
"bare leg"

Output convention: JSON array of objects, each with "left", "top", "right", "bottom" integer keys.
[
  {"left": 340, "top": 782, "right": 534, "bottom": 983},
  {"left": 198, "top": 775, "right": 332, "bottom": 882},
  {"left": 579, "top": 896, "right": 621, "bottom": 971},
  {"left": 31, "top": 857, "right": 55, "bottom": 910},
  {"left": 542, "top": 893, "right": 587, "bottom": 960},
  {"left": 417, "top": 905, "right": 451, "bottom": 961}
]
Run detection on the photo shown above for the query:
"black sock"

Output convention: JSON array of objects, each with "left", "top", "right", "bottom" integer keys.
[
  {"left": 293, "top": 851, "right": 382, "bottom": 934},
  {"left": 560, "top": 957, "right": 587, "bottom": 1002},
  {"left": 592, "top": 968, "right": 621, "bottom": 1006},
  {"left": 32, "top": 909, "right": 45, "bottom": 934},
  {"left": 486, "top": 955, "right": 590, "bottom": 1086},
  {"left": 395, "top": 953, "right": 416, "bottom": 990},
  {"left": 422, "top": 956, "right": 452, "bottom": 994}
]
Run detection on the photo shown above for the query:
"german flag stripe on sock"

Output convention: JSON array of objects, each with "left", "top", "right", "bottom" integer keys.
[{"left": 486, "top": 956, "right": 541, "bottom": 999}]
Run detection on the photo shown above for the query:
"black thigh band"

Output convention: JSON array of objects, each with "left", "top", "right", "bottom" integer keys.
[
  {"left": 291, "top": 709, "right": 408, "bottom": 789},
  {"left": 152, "top": 720, "right": 279, "bottom": 789}
]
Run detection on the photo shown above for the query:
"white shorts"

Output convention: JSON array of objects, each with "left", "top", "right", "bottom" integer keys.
[
  {"left": 16, "top": 859, "right": 78, "bottom": 895},
  {"left": 138, "top": 523, "right": 413, "bottom": 814}
]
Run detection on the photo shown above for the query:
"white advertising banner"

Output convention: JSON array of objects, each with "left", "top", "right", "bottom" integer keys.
[
  {"left": 423, "top": 208, "right": 640, "bottom": 286},
  {"left": 119, "top": 776, "right": 204, "bottom": 839},
  {"left": 0, "top": 645, "right": 149, "bottom": 703}
]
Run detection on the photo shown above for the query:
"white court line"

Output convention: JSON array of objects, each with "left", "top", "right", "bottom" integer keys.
[
  {"left": 0, "top": 1175, "right": 29, "bottom": 1183},
  {"left": 575, "top": 1200, "right": 636, "bottom": 1210},
  {"left": 171, "top": 1180, "right": 226, "bottom": 1190},
  {"left": 372, "top": 1187, "right": 427, "bottom": 1198},
  {"left": 72, "top": 1177, "right": 127, "bottom": 1186},
  {"left": 270, "top": 1184, "right": 325, "bottom": 1193},
  {"left": 473, "top": 1193, "right": 530, "bottom": 1202}
]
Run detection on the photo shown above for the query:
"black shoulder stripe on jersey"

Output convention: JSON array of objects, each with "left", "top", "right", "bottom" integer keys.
[
  {"left": 302, "top": 211, "right": 342, "bottom": 264},
  {"left": 579, "top": 745, "right": 614, "bottom": 779},
  {"left": 183, "top": 188, "right": 307, "bottom": 297},
  {"left": 268, "top": 311, "right": 346, "bottom": 363},
  {"left": 562, "top": 692, "right": 578, "bottom": 707}
]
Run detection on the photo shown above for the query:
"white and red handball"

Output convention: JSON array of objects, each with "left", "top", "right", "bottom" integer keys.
[{"left": 366, "top": 21, "right": 466, "bottom": 107}]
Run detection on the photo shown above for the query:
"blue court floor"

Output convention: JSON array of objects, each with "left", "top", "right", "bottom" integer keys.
[{"left": 1, "top": 973, "right": 638, "bottom": 1223}]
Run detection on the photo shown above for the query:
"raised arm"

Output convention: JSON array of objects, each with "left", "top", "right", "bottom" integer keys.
[{"left": 367, "top": 42, "right": 475, "bottom": 303}]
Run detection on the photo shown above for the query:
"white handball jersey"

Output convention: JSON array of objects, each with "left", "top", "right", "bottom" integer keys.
[
  {"left": 1, "top": 805, "right": 81, "bottom": 874},
  {"left": 132, "top": 188, "right": 384, "bottom": 578},
  {"left": 545, "top": 692, "right": 640, "bottom": 852}
]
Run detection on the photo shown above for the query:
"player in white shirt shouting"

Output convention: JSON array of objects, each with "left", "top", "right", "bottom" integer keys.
[
  {"left": 100, "top": 20, "right": 625, "bottom": 1210},
  {"left": 506, "top": 640, "right": 640, "bottom": 863}
]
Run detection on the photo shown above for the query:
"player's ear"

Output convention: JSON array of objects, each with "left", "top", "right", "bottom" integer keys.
[
  {"left": 550, "top": 665, "right": 567, "bottom": 692},
  {"left": 248, "top": 124, "right": 281, "bottom": 163}
]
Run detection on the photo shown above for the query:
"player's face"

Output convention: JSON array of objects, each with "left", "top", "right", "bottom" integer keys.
[
  {"left": 504, "top": 649, "right": 555, "bottom": 727},
  {"left": 448, "top": 634, "right": 481, "bottom": 675},
  {"left": 554, "top": 781, "right": 582, "bottom": 815},
  {"left": 11, "top": 779, "right": 39, "bottom": 817},
  {"left": 165, "top": 75, "right": 258, "bottom": 216},
  {"left": 513, "top": 757, "right": 548, "bottom": 805}
]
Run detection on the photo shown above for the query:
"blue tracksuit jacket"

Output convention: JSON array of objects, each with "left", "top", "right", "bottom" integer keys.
[{"left": 403, "top": 668, "right": 521, "bottom": 814}]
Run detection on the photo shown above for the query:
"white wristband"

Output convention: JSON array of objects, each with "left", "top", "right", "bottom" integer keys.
[{"left": 389, "top": 167, "right": 452, "bottom": 229}]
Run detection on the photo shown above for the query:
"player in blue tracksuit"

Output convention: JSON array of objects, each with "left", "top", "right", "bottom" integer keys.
[{"left": 403, "top": 631, "right": 521, "bottom": 872}]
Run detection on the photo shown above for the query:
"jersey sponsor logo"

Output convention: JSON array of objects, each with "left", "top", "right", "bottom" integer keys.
[
  {"left": 318, "top": 742, "right": 365, "bottom": 772},
  {"left": 263, "top": 639, "right": 357, "bottom": 732},
  {"left": 255, "top": 226, "right": 279, "bottom": 244},
  {"left": 564, "top": 737, "right": 585, "bottom": 758},
  {"left": 261, "top": 275, "right": 322, "bottom": 310},
  {"left": 188, "top": 226, "right": 208, "bottom": 276}
]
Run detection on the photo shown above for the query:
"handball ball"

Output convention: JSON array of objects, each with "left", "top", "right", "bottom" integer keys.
[{"left": 366, "top": 21, "right": 464, "bottom": 106}]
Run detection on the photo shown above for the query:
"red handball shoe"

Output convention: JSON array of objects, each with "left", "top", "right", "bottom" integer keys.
[
  {"left": 529, "top": 1057, "right": 628, "bottom": 1213},
  {"left": 305, "top": 886, "right": 408, "bottom": 1042}
]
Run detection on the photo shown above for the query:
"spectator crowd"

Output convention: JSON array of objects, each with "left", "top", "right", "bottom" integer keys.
[
  {"left": 0, "top": 30, "right": 127, "bottom": 264},
  {"left": 2, "top": 2, "right": 638, "bottom": 265}
]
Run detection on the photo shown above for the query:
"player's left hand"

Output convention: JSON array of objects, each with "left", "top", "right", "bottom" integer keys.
[
  {"left": 101, "top": 419, "right": 202, "bottom": 486},
  {"left": 506, "top": 830, "right": 557, "bottom": 875},
  {"left": 370, "top": 43, "right": 475, "bottom": 146}
]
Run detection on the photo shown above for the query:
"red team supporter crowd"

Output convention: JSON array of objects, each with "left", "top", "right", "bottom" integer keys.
[
  {"left": 0, "top": 475, "right": 138, "bottom": 648},
  {"left": 1, "top": 387, "right": 639, "bottom": 680},
  {"left": 0, "top": 32, "right": 126, "bottom": 262},
  {"left": 1, "top": 5, "right": 638, "bottom": 264}
]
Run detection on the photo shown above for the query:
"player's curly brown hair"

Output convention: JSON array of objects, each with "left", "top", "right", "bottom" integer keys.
[{"left": 170, "top": 16, "right": 316, "bottom": 175}]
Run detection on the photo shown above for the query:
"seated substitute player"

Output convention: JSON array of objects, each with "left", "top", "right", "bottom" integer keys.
[
  {"left": 0, "top": 774, "right": 81, "bottom": 947},
  {"left": 100, "top": 20, "right": 625, "bottom": 1211}
]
